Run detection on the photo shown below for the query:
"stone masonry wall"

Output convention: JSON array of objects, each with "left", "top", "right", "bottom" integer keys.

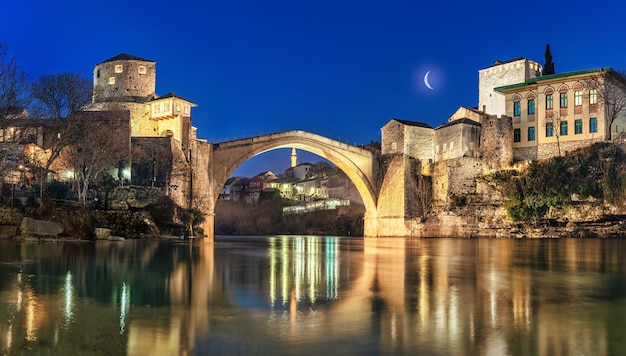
[
  {"left": 431, "top": 157, "right": 483, "bottom": 205},
  {"left": 480, "top": 115, "right": 513, "bottom": 169},
  {"left": 536, "top": 138, "right": 604, "bottom": 160},
  {"left": 405, "top": 126, "right": 434, "bottom": 163},
  {"left": 513, "top": 146, "right": 538, "bottom": 161},
  {"left": 93, "top": 59, "right": 156, "bottom": 103},
  {"left": 381, "top": 120, "right": 405, "bottom": 155}
]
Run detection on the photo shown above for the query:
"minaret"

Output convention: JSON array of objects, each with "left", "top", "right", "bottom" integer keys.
[{"left": 291, "top": 147, "right": 297, "bottom": 167}]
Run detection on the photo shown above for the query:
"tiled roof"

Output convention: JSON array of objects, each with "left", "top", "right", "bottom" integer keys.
[
  {"left": 435, "top": 118, "right": 481, "bottom": 130},
  {"left": 100, "top": 54, "right": 154, "bottom": 64},
  {"left": 152, "top": 92, "right": 196, "bottom": 105},
  {"left": 390, "top": 118, "right": 433, "bottom": 129},
  {"left": 494, "top": 67, "right": 614, "bottom": 92}
]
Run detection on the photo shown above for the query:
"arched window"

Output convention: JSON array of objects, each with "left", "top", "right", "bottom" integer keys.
[
  {"left": 545, "top": 87, "right": 554, "bottom": 110},
  {"left": 558, "top": 85, "right": 568, "bottom": 108},
  {"left": 527, "top": 93, "right": 536, "bottom": 115},
  {"left": 512, "top": 94, "right": 521, "bottom": 117}
]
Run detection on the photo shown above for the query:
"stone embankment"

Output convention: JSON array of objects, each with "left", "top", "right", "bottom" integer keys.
[
  {"left": 418, "top": 180, "right": 626, "bottom": 238},
  {"left": 0, "top": 186, "right": 178, "bottom": 240}
]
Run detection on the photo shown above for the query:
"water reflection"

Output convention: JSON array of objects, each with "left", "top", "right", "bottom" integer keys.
[{"left": 0, "top": 238, "right": 625, "bottom": 355}]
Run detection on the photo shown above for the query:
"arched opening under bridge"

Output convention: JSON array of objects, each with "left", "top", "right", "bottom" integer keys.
[{"left": 206, "top": 131, "right": 379, "bottom": 237}]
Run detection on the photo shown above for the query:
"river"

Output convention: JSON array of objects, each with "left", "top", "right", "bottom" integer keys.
[{"left": 1, "top": 236, "right": 625, "bottom": 355}]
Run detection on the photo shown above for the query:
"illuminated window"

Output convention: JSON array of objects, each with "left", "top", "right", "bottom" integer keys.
[
  {"left": 590, "top": 117, "right": 598, "bottom": 133},
  {"left": 138, "top": 66, "right": 146, "bottom": 74},
  {"left": 589, "top": 89, "right": 597, "bottom": 104},
  {"left": 560, "top": 92, "right": 568, "bottom": 108},
  {"left": 115, "top": 65, "right": 123, "bottom": 73},
  {"left": 108, "top": 76, "right": 115, "bottom": 85},
  {"left": 574, "top": 91, "right": 583, "bottom": 106},
  {"left": 164, "top": 102, "right": 170, "bottom": 111},
  {"left": 513, "top": 101, "right": 521, "bottom": 116},
  {"left": 546, "top": 94, "right": 553, "bottom": 109},
  {"left": 391, "top": 142, "right": 397, "bottom": 150},
  {"left": 513, "top": 128, "right": 521, "bottom": 142},
  {"left": 176, "top": 103, "right": 181, "bottom": 111},
  {"left": 528, "top": 99, "right": 535, "bottom": 115},
  {"left": 546, "top": 122, "right": 554, "bottom": 137},
  {"left": 560, "top": 121, "right": 568, "bottom": 136},
  {"left": 528, "top": 126, "right": 535, "bottom": 141},
  {"left": 154, "top": 103, "right": 160, "bottom": 114},
  {"left": 575, "top": 119, "right": 583, "bottom": 134},
  {"left": 184, "top": 105, "right": 189, "bottom": 114}
]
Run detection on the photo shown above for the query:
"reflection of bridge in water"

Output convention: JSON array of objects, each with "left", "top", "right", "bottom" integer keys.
[
  {"left": 191, "top": 130, "right": 422, "bottom": 237},
  {"left": 1, "top": 238, "right": 616, "bottom": 354}
]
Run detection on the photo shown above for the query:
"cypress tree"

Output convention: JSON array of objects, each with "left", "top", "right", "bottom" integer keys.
[{"left": 544, "top": 44, "right": 555, "bottom": 75}]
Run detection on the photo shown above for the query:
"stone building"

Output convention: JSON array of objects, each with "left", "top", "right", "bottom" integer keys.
[
  {"left": 381, "top": 119, "right": 434, "bottom": 164},
  {"left": 495, "top": 67, "right": 626, "bottom": 161},
  {"left": 83, "top": 54, "right": 201, "bottom": 209},
  {"left": 478, "top": 58, "right": 543, "bottom": 116},
  {"left": 434, "top": 118, "right": 481, "bottom": 161},
  {"left": 85, "top": 54, "right": 197, "bottom": 159}
]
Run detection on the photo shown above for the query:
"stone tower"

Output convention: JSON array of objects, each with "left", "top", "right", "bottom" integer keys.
[
  {"left": 92, "top": 54, "right": 156, "bottom": 103},
  {"left": 478, "top": 58, "right": 542, "bottom": 116}
]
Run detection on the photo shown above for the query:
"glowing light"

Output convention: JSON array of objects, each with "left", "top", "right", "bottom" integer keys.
[{"left": 60, "top": 169, "right": 75, "bottom": 181}]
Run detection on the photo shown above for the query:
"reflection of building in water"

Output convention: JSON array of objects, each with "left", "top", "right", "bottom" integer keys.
[{"left": 0, "top": 239, "right": 622, "bottom": 355}]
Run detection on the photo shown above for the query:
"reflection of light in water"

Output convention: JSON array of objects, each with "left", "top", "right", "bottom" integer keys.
[
  {"left": 325, "top": 237, "right": 338, "bottom": 299},
  {"left": 62, "top": 271, "right": 74, "bottom": 328},
  {"left": 489, "top": 269, "right": 497, "bottom": 325},
  {"left": 16, "top": 272, "right": 22, "bottom": 312},
  {"left": 120, "top": 282, "right": 130, "bottom": 334},
  {"left": 391, "top": 313, "right": 397, "bottom": 344},
  {"left": 269, "top": 239, "right": 277, "bottom": 306},
  {"left": 308, "top": 236, "right": 319, "bottom": 304},
  {"left": 449, "top": 285, "right": 458, "bottom": 337},
  {"left": 295, "top": 236, "right": 304, "bottom": 301},
  {"left": 25, "top": 289, "right": 37, "bottom": 342},
  {"left": 418, "top": 256, "right": 429, "bottom": 326},
  {"left": 268, "top": 236, "right": 341, "bottom": 307},
  {"left": 5, "top": 324, "right": 13, "bottom": 351},
  {"left": 282, "top": 240, "right": 289, "bottom": 305}
]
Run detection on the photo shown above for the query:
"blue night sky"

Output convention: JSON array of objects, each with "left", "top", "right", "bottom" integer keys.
[{"left": 3, "top": 0, "right": 626, "bottom": 177}]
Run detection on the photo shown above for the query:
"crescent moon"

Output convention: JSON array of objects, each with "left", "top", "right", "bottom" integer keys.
[{"left": 424, "top": 71, "right": 434, "bottom": 90}]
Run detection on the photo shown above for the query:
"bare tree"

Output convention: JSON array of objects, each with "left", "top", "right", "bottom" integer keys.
[
  {"left": 0, "top": 41, "right": 30, "bottom": 184},
  {"left": 55, "top": 111, "right": 129, "bottom": 205},
  {"left": 588, "top": 70, "right": 626, "bottom": 139},
  {"left": 545, "top": 110, "right": 563, "bottom": 157},
  {"left": 28, "top": 72, "right": 93, "bottom": 171},
  {"left": 0, "top": 41, "right": 29, "bottom": 121},
  {"left": 30, "top": 72, "right": 92, "bottom": 119},
  {"left": 415, "top": 174, "right": 432, "bottom": 217}
]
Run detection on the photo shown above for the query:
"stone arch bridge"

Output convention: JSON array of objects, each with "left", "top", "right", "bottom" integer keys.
[{"left": 191, "top": 130, "right": 418, "bottom": 237}]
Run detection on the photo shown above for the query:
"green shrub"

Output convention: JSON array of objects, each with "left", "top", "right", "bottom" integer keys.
[{"left": 493, "top": 142, "right": 626, "bottom": 221}]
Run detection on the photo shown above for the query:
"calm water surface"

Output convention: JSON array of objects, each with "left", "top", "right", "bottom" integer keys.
[{"left": 1, "top": 236, "right": 626, "bottom": 355}]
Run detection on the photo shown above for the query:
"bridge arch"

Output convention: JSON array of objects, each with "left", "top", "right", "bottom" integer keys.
[{"left": 209, "top": 131, "right": 379, "bottom": 234}]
